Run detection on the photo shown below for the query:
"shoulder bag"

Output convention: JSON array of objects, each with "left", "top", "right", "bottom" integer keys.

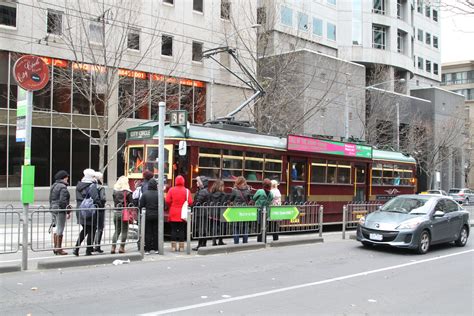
[{"left": 181, "top": 189, "right": 191, "bottom": 221}]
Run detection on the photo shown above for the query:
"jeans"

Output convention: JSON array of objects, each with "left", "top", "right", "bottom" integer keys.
[{"left": 112, "top": 213, "right": 129, "bottom": 247}]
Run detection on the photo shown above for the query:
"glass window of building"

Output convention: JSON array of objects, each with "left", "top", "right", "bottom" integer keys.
[
  {"left": 163, "top": 0, "right": 174, "bottom": 5},
  {"left": 221, "top": 0, "right": 231, "bottom": 20},
  {"left": 397, "top": 0, "right": 402, "bottom": 19},
  {"left": 72, "top": 67, "right": 91, "bottom": 114},
  {"left": 192, "top": 41, "right": 203, "bottom": 62},
  {"left": 193, "top": 0, "right": 203, "bottom": 13},
  {"left": 425, "top": 4, "right": 431, "bottom": 18},
  {"left": 313, "top": 17, "right": 323, "bottom": 36},
  {"left": 134, "top": 76, "right": 149, "bottom": 119},
  {"left": 425, "top": 60, "right": 431, "bottom": 73},
  {"left": 417, "top": 0, "right": 422, "bottom": 13},
  {"left": 418, "top": 57, "right": 423, "bottom": 70},
  {"left": 433, "top": 9, "right": 438, "bottom": 21},
  {"left": 298, "top": 12, "right": 309, "bottom": 32},
  {"left": 89, "top": 22, "right": 104, "bottom": 44},
  {"left": 47, "top": 9, "right": 63, "bottom": 35},
  {"left": 52, "top": 65, "right": 71, "bottom": 113},
  {"left": 417, "top": 29, "right": 423, "bottom": 42},
  {"left": 425, "top": 32, "right": 431, "bottom": 45},
  {"left": 352, "top": 0, "right": 362, "bottom": 45},
  {"left": 373, "top": 0, "right": 385, "bottom": 15},
  {"left": 161, "top": 35, "right": 173, "bottom": 56},
  {"left": 397, "top": 30, "right": 405, "bottom": 54},
  {"left": 327, "top": 0, "right": 336, "bottom": 5},
  {"left": 127, "top": 28, "right": 140, "bottom": 50},
  {"left": 327, "top": 22, "right": 336, "bottom": 41},
  {"left": 433, "top": 63, "right": 439, "bottom": 75},
  {"left": 281, "top": 5, "right": 292, "bottom": 27},
  {"left": 257, "top": 7, "right": 266, "bottom": 25},
  {"left": 372, "top": 25, "right": 386, "bottom": 49},
  {"left": 433, "top": 35, "right": 438, "bottom": 48},
  {"left": 0, "top": 2, "right": 16, "bottom": 27}
]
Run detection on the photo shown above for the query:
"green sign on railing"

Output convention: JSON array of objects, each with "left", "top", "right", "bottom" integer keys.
[
  {"left": 269, "top": 206, "right": 299, "bottom": 221},
  {"left": 222, "top": 207, "right": 258, "bottom": 222}
]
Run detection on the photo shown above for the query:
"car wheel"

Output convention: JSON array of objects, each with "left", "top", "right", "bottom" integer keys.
[
  {"left": 455, "top": 226, "right": 469, "bottom": 247},
  {"left": 361, "top": 241, "right": 373, "bottom": 247},
  {"left": 417, "top": 230, "right": 430, "bottom": 254}
]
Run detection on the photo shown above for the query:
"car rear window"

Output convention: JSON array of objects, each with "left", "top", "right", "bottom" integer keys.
[{"left": 449, "top": 189, "right": 460, "bottom": 193}]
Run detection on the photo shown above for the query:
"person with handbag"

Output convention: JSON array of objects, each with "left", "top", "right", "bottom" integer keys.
[
  {"left": 165, "top": 175, "right": 193, "bottom": 252},
  {"left": 74, "top": 168, "right": 101, "bottom": 256},
  {"left": 112, "top": 176, "right": 133, "bottom": 254},
  {"left": 139, "top": 177, "right": 159, "bottom": 254},
  {"left": 49, "top": 170, "right": 71, "bottom": 255},
  {"left": 228, "top": 176, "right": 252, "bottom": 244}
]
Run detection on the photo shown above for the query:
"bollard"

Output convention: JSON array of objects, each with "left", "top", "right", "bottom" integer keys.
[
  {"left": 318, "top": 205, "right": 324, "bottom": 237},
  {"left": 22, "top": 204, "right": 29, "bottom": 270},
  {"left": 186, "top": 210, "right": 191, "bottom": 255},
  {"left": 140, "top": 209, "right": 146, "bottom": 257},
  {"left": 342, "top": 205, "right": 347, "bottom": 240}
]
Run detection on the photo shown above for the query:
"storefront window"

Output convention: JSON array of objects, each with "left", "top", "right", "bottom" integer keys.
[
  {"left": 194, "top": 85, "right": 206, "bottom": 123},
  {"left": 166, "top": 81, "right": 179, "bottom": 111},
  {"left": 119, "top": 76, "right": 134, "bottom": 118},
  {"left": 150, "top": 78, "right": 165, "bottom": 120},
  {"left": 53, "top": 66, "right": 71, "bottom": 113},
  {"left": 0, "top": 51, "right": 10, "bottom": 109},
  {"left": 72, "top": 68, "right": 91, "bottom": 114},
  {"left": 135, "top": 76, "right": 149, "bottom": 119},
  {"left": 0, "top": 126, "right": 6, "bottom": 187},
  {"left": 33, "top": 65, "right": 52, "bottom": 112},
  {"left": 32, "top": 127, "right": 51, "bottom": 186},
  {"left": 52, "top": 128, "right": 70, "bottom": 185}
]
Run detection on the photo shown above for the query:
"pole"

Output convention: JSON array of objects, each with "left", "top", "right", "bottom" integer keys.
[
  {"left": 396, "top": 102, "right": 400, "bottom": 151},
  {"left": 158, "top": 101, "right": 165, "bottom": 255},
  {"left": 344, "top": 90, "right": 349, "bottom": 140},
  {"left": 318, "top": 205, "right": 323, "bottom": 237},
  {"left": 21, "top": 91, "right": 33, "bottom": 270},
  {"left": 342, "top": 205, "right": 347, "bottom": 240}
]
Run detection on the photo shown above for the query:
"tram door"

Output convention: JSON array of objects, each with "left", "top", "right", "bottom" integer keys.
[
  {"left": 354, "top": 164, "right": 367, "bottom": 201},
  {"left": 289, "top": 158, "right": 307, "bottom": 203}
]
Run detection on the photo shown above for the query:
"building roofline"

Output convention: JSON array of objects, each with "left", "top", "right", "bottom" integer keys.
[
  {"left": 368, "top": 87, "right": 432, "bottom": 103},
  {"left": 441, "top": 60, "right": 474, "bottom": 68},
  {"left": 409, "top": 86, "right": 466, "bottom": 98}
]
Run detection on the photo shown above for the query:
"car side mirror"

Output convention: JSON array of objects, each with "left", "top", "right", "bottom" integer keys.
[{"left": 433, "top": 210, "right": 445, "bottom": 218}]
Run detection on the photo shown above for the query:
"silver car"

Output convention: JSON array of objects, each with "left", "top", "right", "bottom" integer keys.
[
  {"left": 448, "top": 188, "right": 474, "bottom": 205},
  {"left": 356, "top": 195, "right": 470, "bottom": 254}
]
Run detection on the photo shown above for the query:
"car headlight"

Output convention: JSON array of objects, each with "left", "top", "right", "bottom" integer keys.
[
  {"left": 396, "top": 218, "right": 424, "bottom": 230},
  {"left": 358, "top": 216, "right": 366, "bottom": 226}
]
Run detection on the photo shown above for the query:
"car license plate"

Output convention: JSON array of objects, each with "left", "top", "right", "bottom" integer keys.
[{"left": 369, "top": 233, "right": 383, "bottom": 241}]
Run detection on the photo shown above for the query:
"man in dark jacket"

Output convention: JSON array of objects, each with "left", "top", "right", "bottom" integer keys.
[
  {"left": 74, "top": 168, "right": 101, "bottom": 256},
  {"left": 192, "top": 176, "right": 210, "bottom": 251},
  {"left": 49, "top": 170, "right": 70, "bottom": 255},
  {"left": 139, "top": 178, "right": 159, "bottom": 254}
]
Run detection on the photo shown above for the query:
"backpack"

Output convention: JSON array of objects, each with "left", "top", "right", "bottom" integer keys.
[{"left": 80, "top": 185, "right": 96, "bottom": 219}]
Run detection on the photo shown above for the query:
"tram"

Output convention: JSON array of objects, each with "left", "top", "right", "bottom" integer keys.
[{"left": 124, "top": 119, "right": 417, "bottom": 224}]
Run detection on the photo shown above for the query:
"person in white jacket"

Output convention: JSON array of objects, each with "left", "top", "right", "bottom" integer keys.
[{"left": 270, "top": 180, "right": 282, "bottom": 206}]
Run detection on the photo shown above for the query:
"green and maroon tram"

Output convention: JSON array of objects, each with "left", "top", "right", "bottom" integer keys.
[{"left": 123, "top": 120, "right": 417, "bottom": 224}]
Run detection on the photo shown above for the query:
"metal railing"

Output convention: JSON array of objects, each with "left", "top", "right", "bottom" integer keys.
[
  {"left": 0, "top": 205, "right": 22, "bottom": 254},
  {"left": 189, "top": 202, "right": 323, "bottom": 244},
  {"left": 342, "top": 201, "right": 382, "bottom": 239}
]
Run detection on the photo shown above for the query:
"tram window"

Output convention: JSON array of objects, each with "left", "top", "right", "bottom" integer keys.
[
  {"left": 246, "top": 152, "right": 264, "bottom": 158},
  {"left": 327, "top": 161, "right": 337, "bottom": 183},
  {"left": 265, "top": 160, "right": 281, "bottom": 172},
  {"left": 222, "top": 169, "right": 242, "bottom": 179},
  {"left": 198, "top": 168, "right": 220, "bottom": 179},
  {"left": 337, "top": 164, "right": 351, "bottom": 184},
  {"left": 222, "top": 149, "right": 242, "bottom": 156},
  {"left": 223, "top": 157, "right": 243, "bottom": 169},
  {"left": 245, "top": 171, "right": 262, "bottom": 181},
  {"left": 311, "top": 162, "right": 326, "bottom": 183},
  {"left": 200, "top": 148, "right": 220, "bottom": 155},
  {"left": 383, "top": 164, "right": 394, "bottom": 185},
  {"left": 264, "top": 172, "right": 281, "bottom": 182},
  {"left": 144, "top": 146, "right": 171, "bottom": 176},
  {"left": 128, "top": 146, "right": 144, "bottom": 174},
  {"left": 199, "top": 155, "right": 221, "bottom": 168},
  {"left": 356, "top": 168, "right": 365, "bottom": 183},
  {"left": 245, "top": 159, "right": 263, "bottom": 170}
]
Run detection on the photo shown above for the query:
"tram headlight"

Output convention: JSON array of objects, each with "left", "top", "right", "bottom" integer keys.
[{"left": 358, "top": 216, "right": 366, "bottom": 226}]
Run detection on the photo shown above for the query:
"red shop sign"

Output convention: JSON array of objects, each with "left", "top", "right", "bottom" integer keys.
[{"left": 13, "top": 55, "right": 50, "bottom": 91}]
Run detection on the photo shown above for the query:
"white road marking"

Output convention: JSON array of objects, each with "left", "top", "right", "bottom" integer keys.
[{"left": 140, "top": 249, "right": 474, "bottom": 316}]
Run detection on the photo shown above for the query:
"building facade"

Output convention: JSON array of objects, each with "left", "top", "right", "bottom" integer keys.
[
  {"left": 441, "top": 60, "right": 474, "bottom": 187},
  {"left": 0, "top": 0, "right": 256, "bottom": 199}
]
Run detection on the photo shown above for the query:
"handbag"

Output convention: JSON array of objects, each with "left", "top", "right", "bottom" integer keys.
[
  {"left": 122, "top": 191, "right": 135, "bottom": 223},
  {"left": 181, "top": 189, "right": 191, "bottom": 221}
]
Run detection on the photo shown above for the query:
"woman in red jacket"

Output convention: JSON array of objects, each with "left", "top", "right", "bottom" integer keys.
[{"left": 165, "top": 175, "right": 193, "bottom": 252}]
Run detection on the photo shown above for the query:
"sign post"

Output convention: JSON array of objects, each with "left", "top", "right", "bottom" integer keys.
[
  {"left": 158, "top": 101, "right": 165, "bottom": 255},
  {"left": 13, "top": 55, "right": 50, "bottom": 270}
]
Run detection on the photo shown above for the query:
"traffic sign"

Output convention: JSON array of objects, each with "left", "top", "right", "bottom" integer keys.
[
  {"left": 269, "top": 206, "right": 299, "bottom": 220},
  {"left": 13, "top": 55, "right": 50, "bottom": 91},
  {"left": 222, "top": 207, "right": 258, "bottom": 222}
]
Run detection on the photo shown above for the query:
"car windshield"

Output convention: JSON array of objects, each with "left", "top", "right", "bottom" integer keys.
[
  {"left": 427, "top": 190, "right": 440, "bottom": 194},
  {"left": 381, "top": 196, "right": 430, "bottom": 214},
  {"left": 449, "top": 189, "right": 460, "bottom": 194}
]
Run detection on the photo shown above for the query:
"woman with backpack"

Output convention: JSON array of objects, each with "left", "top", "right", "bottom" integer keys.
[
  {"left": 112, "top": 176, "right": 134, "bottom": 254},
  {"left": 228, "top": 176, "right": 252, "bottom": 244},
  {"left": 209, "top": 179, "right": 227, "bottom": 246}
]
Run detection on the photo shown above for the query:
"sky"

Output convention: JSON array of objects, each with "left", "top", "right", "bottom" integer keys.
[{"left": 440, "top": 1, "right": 474, "bottom": 63}]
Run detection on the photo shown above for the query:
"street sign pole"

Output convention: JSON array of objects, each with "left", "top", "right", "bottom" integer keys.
[{"left": 158, "top": 101, "right": 165, "bottom": 255}]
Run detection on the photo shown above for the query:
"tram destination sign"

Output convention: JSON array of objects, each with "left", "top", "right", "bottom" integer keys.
[
  {"left": 287, "top": 135, "right": 372, "bottom": 159},
  {"left": 127, "top": 126, "right": 156, "bottom": 140}
]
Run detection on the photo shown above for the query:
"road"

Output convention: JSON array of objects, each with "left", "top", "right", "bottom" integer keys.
[{"left": 1, "top": 232, "right": 472, "bottom": 315}]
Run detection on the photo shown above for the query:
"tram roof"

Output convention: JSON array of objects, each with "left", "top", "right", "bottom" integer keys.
[
  {"left": 372, "top": 149, "right": 416, "bottom": 164},
  {"left": 150, "top": 123, "right": 288, "bottom": 150}
]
